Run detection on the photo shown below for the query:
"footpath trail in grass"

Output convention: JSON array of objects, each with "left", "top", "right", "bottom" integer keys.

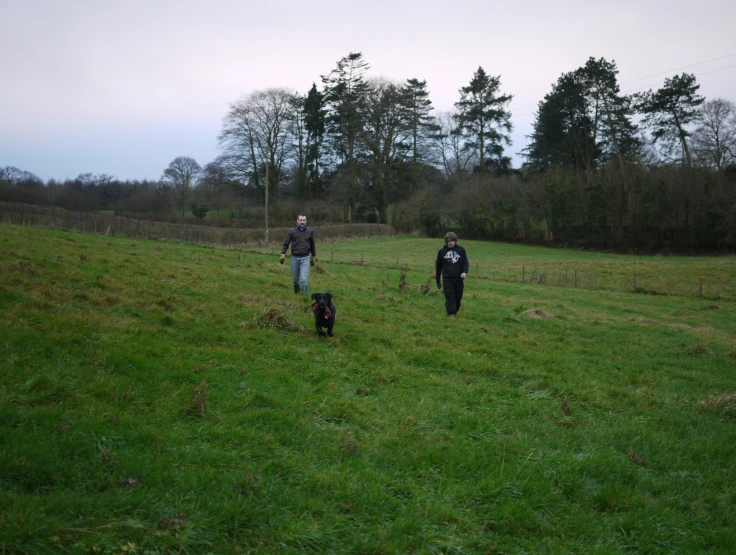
[{"left": 1, "top": 224, "right": 735, "bottom": 554}]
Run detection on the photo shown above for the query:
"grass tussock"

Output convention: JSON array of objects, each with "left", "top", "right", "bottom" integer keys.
[
  {"left": 252, "top": 305, "right": 306, "bottom": 332},
  {"left": 185, "top": 379, "right": 209, "bottom": 417},
  {"left": 627, "top": 449, "right": 647, "bottom": 466},
  {"left": 684, "top": 344, "right": 711, "bottom": 355},
  {"left": 522, "top": 308, "right": 554, "bottom": 319},
  {"left": 631, "top": 315, "right": 658, "bottom": 325},
  {"left": 700, "top": 393, "right": 736, "bottom": 418}
]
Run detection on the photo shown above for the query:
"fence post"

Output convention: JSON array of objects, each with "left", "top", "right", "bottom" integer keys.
[
  {"left": 522, "top": 266, "right": 525, "bottom": 282},
  {"left": 331, "top": 251, "right": 334, "bottom": 263},
  {"left": 476, "top": 262, "right": 479, "bottom": 277},
  {"left": 575, "top": 269, "right": 578, "bottom": 288},
  {"left": 633, "top": 272, "right": 637, "bottom": 290},
  {"left": 700, "top": 278, "right": 703, "bottom": 297}
]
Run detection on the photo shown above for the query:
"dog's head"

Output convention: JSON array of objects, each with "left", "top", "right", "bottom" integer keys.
[{"left": 310, "top": 292, "right": 333, "bottom": 309}]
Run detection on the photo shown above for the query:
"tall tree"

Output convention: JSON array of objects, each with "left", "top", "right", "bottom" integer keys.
[
  {"left": 360, "top": 78, "right": 411, "bottom": 222},
  {"left": 454, "top": 67, "right": 513, "bottom": 177},
  {"left": 161, "top": 156, "right": 201, "bottom": 216},
  {"left": 524, "top": 71, "right": 597, "bottom": 174},
  {"left": 289, "top": 93, "right": 308, "bottom": 199},
  {"left": 691, "top": 98, "right": 736, "bottom": 171},
  {"left": 637, "top": 73, "right": 705, "bottom": 167},
  {"left": 581, "top": 57, "right": 641, "bottom": 165},
  {"left": 322, "top": 52, "right": 370, "bottom": 220},
  {"left": 524, "top": 58, "right": 640, "bottom": 175},
  {"left": 432, "top": 111, "right": 477, "bottom": 182},
  {"left": 219, "top": 88, "right": 298, "bottom": 203},
  {"left": 401, "top": 78, "right": 438, "bottom": 192},
  {"left": 304, "top": 83, "right": 326, "bottom": 199}
]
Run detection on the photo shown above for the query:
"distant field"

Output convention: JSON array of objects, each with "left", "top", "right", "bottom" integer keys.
[
  {"left": 1, "top": 224, "right": 735, "bottom": 553},
  {"left": 258, "top": 235, "right": 736, "bottom": 300}
]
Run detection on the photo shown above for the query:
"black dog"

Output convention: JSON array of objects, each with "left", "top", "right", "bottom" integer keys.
[{"left": 310, "top": 292, "right": 336, "bottom": 337}]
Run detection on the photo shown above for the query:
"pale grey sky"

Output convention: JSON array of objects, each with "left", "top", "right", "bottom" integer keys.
[{"left": 2, "top": 0, "right": 735, "bottom": 180}]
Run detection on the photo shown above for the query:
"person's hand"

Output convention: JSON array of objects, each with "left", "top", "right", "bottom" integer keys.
[
  {"left": 310, "top": 256, "right": 316, "bottom": 267},
  {"left": 279, "top": 254, "right": 285, "bottom": 264},
  {"left": 436, "top": 281, "right": 441, "bottom": 290},
  {"left": 461, "top": 272, "right": 467, "bottom": 279}
]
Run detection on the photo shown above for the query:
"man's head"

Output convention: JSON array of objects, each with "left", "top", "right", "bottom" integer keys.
[
  {"left": 444, "top": 231, "right": 457, "bottom": 246},
  {"left": 297, "top": 214, "right": 307, "bottom": 227}
]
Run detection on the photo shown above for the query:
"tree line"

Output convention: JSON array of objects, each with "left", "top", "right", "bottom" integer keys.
[{"left": 2, "top": 52, "right": 735, "bottom": 251}]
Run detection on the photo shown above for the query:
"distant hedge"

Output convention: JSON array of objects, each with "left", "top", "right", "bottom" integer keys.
[{"left": 0, "top": 202, "right": 395, "bottom": 245}]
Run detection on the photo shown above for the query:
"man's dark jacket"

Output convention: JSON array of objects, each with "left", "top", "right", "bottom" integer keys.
[
  {"left": 435, "top": 244, "right": 469, "bottom": 282},
  {"left": 281, "top": 226, "right": 316, "bottom": 257}
]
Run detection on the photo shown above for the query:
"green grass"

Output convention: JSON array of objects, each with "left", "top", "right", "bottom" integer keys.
[{"left": 1, "top": 225, "right": 735, "bottom": 554}]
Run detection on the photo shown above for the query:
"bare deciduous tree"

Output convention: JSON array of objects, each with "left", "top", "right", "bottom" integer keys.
[
  {"left": 691, "top": 98, "right": 736, "bottom": 171},
  {"left": 162, "top": 156, "right": 201, "bottom": 216},
  {"left": 432, "top": 111, "right": 477, "bottom": 182},
  {"left": 219, "top": 88, "right": 299, "bottom": 203}
]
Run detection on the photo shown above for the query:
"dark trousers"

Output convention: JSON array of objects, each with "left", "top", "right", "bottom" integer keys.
[{"left": 443, "top": 278, "right": 464, "bottom": 315}]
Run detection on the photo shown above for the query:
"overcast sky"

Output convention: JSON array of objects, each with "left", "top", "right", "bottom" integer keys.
[{"left": 2, "top": 0, "right": 735, "bottom": 181}]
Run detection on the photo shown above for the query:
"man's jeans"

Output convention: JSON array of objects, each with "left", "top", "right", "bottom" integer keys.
[{"left": 290, "top": 255, "right": 310, "bottom": 288}]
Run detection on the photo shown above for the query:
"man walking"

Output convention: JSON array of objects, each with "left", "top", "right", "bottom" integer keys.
[
  {"left": 280, "top": 213, "right": 316, "bottom": 297},
  {"left": 435, "top": 231, "right": 469, "bottom": 318}
]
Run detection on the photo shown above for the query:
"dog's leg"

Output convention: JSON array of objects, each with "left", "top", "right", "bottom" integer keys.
[
  {"left": 327, "top": 305, "right": 335, "bottom": 336},
  {"left": 315, "top": 322, "right": 326, "bottom": 337}
]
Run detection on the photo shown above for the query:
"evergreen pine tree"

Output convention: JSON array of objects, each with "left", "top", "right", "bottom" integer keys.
[
  {"left": 321, "top": 52, "right": 370, "bottom": 220},
  {"left": 304, "top": 83, "right": 326, "bottom": 199},
  {"left": 454, "top": 67, "right": 513, "bottom": 177},
  {"left": 637, "top": 73, "right": 705, "bottom": 167},
  {"left": 401, "top": 78, "right": 439, "bottom": 192}
]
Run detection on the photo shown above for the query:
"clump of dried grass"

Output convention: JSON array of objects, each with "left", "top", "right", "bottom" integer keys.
[
  {"left": 522, "top": 309, "right": 553, "bottom": 319},
  {"left": 700, "top": 393, "right": 736, "bottom": 419},
  {"left": 252, "top": 306, "right": 305, "bottom": 333},
  {"left": 185, "top": 379, "right": 209, "bottom": 417},
  {"left": 684, "top": 344, "right": 710, "bottom": 355},
  {"left": 627, "top": 449, "right": 647, "bottom": 466},
  {"left": 669, "top": 323, "right": 692, "bottom": 330},
  {"left": 631, "top": 316, "right": 658, "bottom": 325}
]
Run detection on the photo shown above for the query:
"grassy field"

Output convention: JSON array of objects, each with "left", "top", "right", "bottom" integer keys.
[{"left": 1, "top": 224, "right": 735, "bottom": 554}]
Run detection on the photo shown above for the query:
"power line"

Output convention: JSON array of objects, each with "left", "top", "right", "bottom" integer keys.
[
  {"left": 620, "top": 52, "right": 736, "bottom": 85},
  {"left": 509, "top": 62, "right": 736, "bottom": 120},
  {"left": 507, "top": 52, "right": 736, "bottom": 114}
]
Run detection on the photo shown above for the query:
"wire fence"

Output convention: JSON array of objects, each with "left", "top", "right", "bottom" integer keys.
[
  {"left": 0, "top": 202, "right": 393, "bottom": 245},
  {"left": 3, "top": 201, "right": 732, "bottom": 301}
]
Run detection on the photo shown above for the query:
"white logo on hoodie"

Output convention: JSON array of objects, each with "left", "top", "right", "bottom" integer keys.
[{"left": 444, "top": 250, "right": 460, "bottom": 264}]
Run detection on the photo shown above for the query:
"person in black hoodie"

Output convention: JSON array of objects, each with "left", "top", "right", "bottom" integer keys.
[
  {"left": 280, "top": 213, "right": 316, "bottom": 297},
  {"left": 435, "top": 231, "right": 469, "bottom": 318}
]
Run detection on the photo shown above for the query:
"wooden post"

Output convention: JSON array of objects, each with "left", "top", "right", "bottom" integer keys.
[
  {"left": 522, "top": 265, "right": 525, "bottom": 282},
  {"left": 633, "top": 272, "right": 637, "bottom": 289},
  {"left": 331, "top": 251, "right": 334, "bottom": 263},
  {"left": 700, "top": 278, "right": 703, "bottom": 297},
  {"left": 397, "top": 257, "right": 399, "bottom": 267},
  {"left": 264, "top": 146, "right": 269, "bottom": 243},
  {"left": 575, "top": 269, "right": 577, "bottom": 288},
  {"left": 476, "top": 262, "right": 479, "bottom": 277}
]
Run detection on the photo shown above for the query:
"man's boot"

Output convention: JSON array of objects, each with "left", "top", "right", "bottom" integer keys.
[
  {"left": 293, "top": 284, "right": 300, "bottom": 294},
  {"left": 301, "top": 285, "right": 308, "bottom": 298}
]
